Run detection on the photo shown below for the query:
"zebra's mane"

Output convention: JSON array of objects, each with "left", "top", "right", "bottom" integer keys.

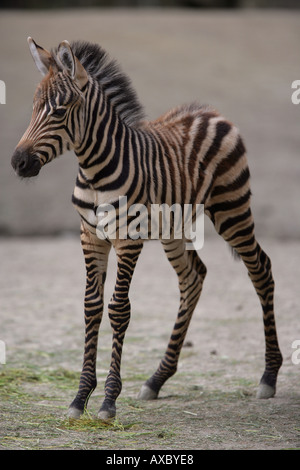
[{"left": 53, "top": 40, "right": 145, "bottom": 127}]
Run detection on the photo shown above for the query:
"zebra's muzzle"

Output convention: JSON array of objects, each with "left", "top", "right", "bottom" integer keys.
[{"left": 11, "top": 148, "right": 42, "bottom": 178}]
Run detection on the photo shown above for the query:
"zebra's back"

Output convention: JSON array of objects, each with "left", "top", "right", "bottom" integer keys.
[{"left": 143, "top": 102, "right": 250, "bottom": 210}]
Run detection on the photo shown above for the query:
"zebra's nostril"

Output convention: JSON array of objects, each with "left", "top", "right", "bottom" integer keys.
[
  {"left": 11, "top": 148, "right": 26, "bottom": 172},
  {"left": 18, "top": 154, "right": 28, "bottom": 170},
  {"left": 11, "top": 149, "right": 41, "bottom": 177}
]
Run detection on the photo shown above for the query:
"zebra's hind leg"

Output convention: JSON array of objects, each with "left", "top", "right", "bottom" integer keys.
[
  {"left": 245, "top": 241, "right": 283, "bottom": 399},
  {"left": 138, "top": 238, "right": 207, "bottom": 400},
  {"left": 98, "top": 240, "right": 144, "bottom": 420},
  {"left": 235, "top": 239, "right": 282, "bottom": 398},
  {"left": 207, "top": 202, "right": 283, "bottom": 399},
  {"left": 68, "top": 222, "right": 111, "bottom": 419}
]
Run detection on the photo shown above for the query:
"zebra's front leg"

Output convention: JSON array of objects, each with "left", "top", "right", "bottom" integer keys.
[
  {"left": 138, "top": 239, "right": 207, "bottom": 400},
  {"left": 98, "top": 240, "right": 143, "bottom": 420},
  {"left": 68, "top": 223, "right": 111, "bottom": 418}
]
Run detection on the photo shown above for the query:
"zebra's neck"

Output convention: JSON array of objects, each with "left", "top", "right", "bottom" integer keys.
[
  {"left": 75, "top": 83, "right": 128, "bottom": 187},
  {"left": 75, "top": 80, "right": 140, "bottom": 194}
]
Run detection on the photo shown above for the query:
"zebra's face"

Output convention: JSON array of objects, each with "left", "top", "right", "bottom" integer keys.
[{"left": 12, "top": 38, "right": 88, "bottom": 178}]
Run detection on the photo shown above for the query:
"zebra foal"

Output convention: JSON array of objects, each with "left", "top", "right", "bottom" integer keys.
[{"left": 11, "top": 38, "right": 282, "bottom": 420}]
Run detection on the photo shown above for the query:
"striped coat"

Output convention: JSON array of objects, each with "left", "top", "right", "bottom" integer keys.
[{"left": 11, "top": 38, "right": 282, "bottom": 420}]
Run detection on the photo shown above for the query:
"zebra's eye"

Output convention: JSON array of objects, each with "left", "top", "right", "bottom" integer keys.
[{"left": 52, "top": 107, "right": 67, "bottom": 117}]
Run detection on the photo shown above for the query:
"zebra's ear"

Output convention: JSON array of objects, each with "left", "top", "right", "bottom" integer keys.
[
  {"left": 57, "top": 41, "right": 76, "bottom": 78},
  {"left": 57, "top": 40, "right": 88, "bottom": 89},
  {"left": 27, "top": 37, "right": 52, "bottom": 76}
]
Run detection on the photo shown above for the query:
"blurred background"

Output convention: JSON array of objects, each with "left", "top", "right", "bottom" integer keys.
[
  {"left": 1, "top": 1, "right": 300, "bottom": 8},
  {"left": 0, "top": 1, "right": 299, "bottom": 238}
]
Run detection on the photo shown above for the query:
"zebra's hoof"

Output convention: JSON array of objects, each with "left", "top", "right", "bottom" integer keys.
[
  {"left": 67, "top": 406, "right": 83, "bottom": 419},
  {"left": 98, "top": 402, "right": 116, "bottom": 421},
  {"left": 256, "top": 383, "right": 275, "bottom": 399},
  {"left": 98, "top": 409, "right": 116, "bottom": 421},
  {"left": 137, "top": 384, "right": 158, "bottom": 400}
]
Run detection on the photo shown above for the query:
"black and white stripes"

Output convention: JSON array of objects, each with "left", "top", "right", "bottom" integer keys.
[{"left": 12, "top": 38, "right": 282, "bottom": 421}]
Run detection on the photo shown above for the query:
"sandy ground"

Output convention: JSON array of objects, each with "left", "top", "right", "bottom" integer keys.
[
  {"left": 0, "top": 9, "right": 299, "bottom": 451},
  {"left": 0, "top": 235, "right": 299, "bottom": 450}
]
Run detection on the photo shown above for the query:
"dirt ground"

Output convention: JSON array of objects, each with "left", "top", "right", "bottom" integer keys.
[
  {"left": 0, "top": 8, "right": 299, "bottom": 451},
  {"left": 0, "top": 235, "right": 299, "bottom": 450}
]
